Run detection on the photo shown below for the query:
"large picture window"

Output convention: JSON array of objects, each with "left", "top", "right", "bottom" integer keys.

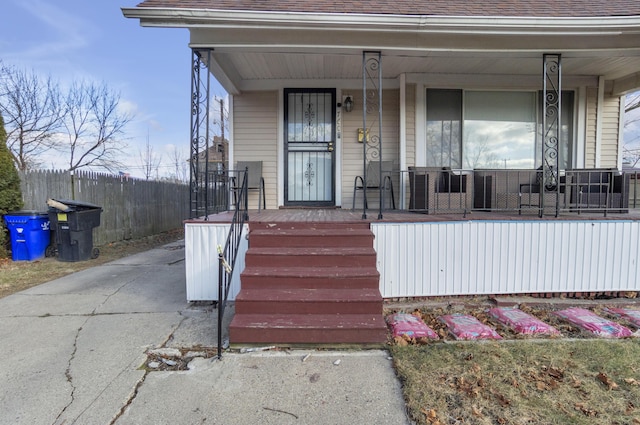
[{"left": 425, "top": 89, "right": 574, "bottom": 169}]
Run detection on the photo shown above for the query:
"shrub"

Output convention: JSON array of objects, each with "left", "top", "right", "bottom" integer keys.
[{"left": 0, "top": 114, "right": 23, "bottom": 258}]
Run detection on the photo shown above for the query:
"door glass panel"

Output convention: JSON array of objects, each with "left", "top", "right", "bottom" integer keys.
[{"left": 287, "top": 152, "right": 332, "bottom": 201}]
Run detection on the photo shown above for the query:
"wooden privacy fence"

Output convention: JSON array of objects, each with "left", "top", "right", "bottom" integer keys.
[{"left": 19, "top": 170, "right": 190, "bottom": 246}]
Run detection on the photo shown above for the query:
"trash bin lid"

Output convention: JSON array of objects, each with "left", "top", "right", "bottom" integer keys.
[
  {"left": 4, "top": 210, "right": 49, "bottom": 217},
  {"left": 48, "top": 199, "right": 101, "bottom": 211}
]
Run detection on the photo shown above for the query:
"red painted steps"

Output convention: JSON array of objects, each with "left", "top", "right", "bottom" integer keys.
[
  {"left": 231, "top": 314, "right": 386, "bottom": 344},
  {"left": 229, "top": 221, "right": 387, "bottom": 345},
  {"left": 245, "top": 247, "right": 377, "bottom": 268},
  {"left": 240, "top": 266, "right": 379, "bottom": 289},
  {"left": 248, "top": 228, "right": 375, "bottom": 248},
  {"left": 235, "top": 288, "right": 383, "bottom": 315}
]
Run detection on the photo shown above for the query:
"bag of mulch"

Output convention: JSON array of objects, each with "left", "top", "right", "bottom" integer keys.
[
  {"left": 603, "top": 307, "right": 640, "bottom": 328},
  {"left": 552, "top": 307, "right": 633, "bottom": 338},
  {"left": 386, "top": 313, "right": 439, "bottom": 339},
  {"left": 438, "top": 314, "right": 502, "bottom": 340},
  {"left": 487, "top": 307, "right": 560, "bottom": 336}
]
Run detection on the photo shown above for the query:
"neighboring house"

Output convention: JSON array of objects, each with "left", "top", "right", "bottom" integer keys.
[
  {"left": 192, "top": 136, "right": 228, "bottom": 173},
  {"left": 123, "top": 2, "right": 640, "bottom": 301}
]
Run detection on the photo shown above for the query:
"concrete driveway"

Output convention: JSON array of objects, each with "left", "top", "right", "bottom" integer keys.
[{"left": 0, "top": 240, "right": 409, "bottom": 425}]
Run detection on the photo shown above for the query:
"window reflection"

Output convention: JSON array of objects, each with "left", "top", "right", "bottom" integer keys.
[{"left": 426, "top": 89, "right": 573, "bottom": 170}]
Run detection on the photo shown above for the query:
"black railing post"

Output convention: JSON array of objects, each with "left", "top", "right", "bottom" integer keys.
[
  {"left": 217, "top": 249, "right": 224, "bottom": 360},
  {"left": 216, "top": 169, "right": 248, "bottom": 359}
]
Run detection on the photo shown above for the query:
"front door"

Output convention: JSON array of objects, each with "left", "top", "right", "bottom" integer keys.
[{"left": 284, "top": 89, "right": 336, "bottom": 206}]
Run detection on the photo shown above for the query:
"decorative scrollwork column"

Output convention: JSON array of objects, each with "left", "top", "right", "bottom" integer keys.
[
  {"left": 190, "top": 49, "right": 212, "bottom": 219},
  {"left": 542, "top": 53, "right": 561, "bottom": 217},
  {"left": 362, "top": 51, "right": 383, "bottom": 219}
]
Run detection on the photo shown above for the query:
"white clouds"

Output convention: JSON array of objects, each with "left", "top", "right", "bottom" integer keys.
[
  {"left": 8, "top": 0, "right": 93, "bottom": 62},
  {"left": 117, "top": 98, "right": 140, "bottom": 118}
]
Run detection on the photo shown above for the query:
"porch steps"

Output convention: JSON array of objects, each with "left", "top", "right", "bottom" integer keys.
[{"left": 229, "top": 221, "right": 387, "bottom": 345}]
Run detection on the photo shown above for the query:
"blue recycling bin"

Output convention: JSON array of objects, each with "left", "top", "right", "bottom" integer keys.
[{"left": 3, "top": 211, "right": 51, "bottom": 261}]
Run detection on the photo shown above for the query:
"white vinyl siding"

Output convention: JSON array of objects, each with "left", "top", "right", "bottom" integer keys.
[
  {"left": 584, "top": 88, "right": 621, "bottom": 168},
  {"left": 601, "top": 95, "right": 621, "bottom": 168},
  {"left": 585, "top": 87, "right": 598, "bottom": 167},
  {"left": 233, "top": 91, "right": 279, "bottom": 209}
]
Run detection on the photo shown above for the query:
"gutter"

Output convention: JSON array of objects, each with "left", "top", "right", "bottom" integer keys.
[{"left": 121, "top": 8, "right": 640, "bottom": 35}]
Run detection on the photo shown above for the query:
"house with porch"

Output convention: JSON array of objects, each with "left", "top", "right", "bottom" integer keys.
[{"left": 123, "top": 1, "right": 640, "bottom": 345}]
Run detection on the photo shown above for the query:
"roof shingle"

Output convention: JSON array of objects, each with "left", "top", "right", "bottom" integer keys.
[{"left": 132, "top": 0, "right": 640, "bottom": 18}]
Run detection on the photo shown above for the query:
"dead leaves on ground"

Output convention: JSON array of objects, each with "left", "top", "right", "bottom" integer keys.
[
  {"left": 597, "top": 372, "right": 619, "bottom": 390},
  {"left": 420, "top": 408, "right": 444, "bottom": 425},
  {"left": 392, "top": 334, "right": 433, "bottom": 346}
]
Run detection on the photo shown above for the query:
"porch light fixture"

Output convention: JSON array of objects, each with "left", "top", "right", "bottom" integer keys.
[{"left": 343, "top": 95, "right": 353, "bottom": 112}]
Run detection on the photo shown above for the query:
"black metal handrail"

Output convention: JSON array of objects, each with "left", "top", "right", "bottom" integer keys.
[{"left": 217, "top": 167, "right": 248, "bottom": 359}]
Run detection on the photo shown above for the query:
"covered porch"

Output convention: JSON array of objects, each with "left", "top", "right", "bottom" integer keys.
[{"left": 186, "top": 207, "right": 640, "bottom": 300}]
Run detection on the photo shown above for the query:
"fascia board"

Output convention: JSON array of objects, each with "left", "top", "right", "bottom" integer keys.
[{"left": 122, "top": 8, "right": 640, "bottom": 35}]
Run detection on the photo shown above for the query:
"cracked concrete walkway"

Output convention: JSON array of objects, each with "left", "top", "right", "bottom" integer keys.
[{"left": 0, "top": 240, "right": 410, "bottom": 425}]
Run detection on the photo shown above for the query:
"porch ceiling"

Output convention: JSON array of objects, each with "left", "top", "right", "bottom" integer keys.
[
  {"left": 122, "top": 7, "right": 640, "bottom": 95},
  {"left": 203, "top": 49, "right": 640, "bottom": 93}
]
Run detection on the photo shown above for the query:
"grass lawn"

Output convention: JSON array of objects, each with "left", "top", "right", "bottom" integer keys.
[{"left": 391, "top": 339, "right": 640, "bottom": 424}]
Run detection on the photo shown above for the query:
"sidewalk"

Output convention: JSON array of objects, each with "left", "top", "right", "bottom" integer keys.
[{"left": 0, "top": 240, "right": 410, "bottom": 425}]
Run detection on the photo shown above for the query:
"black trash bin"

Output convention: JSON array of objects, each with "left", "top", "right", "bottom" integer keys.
[{"left": 47, "top": 199, "right": 102, "bottom": 262}]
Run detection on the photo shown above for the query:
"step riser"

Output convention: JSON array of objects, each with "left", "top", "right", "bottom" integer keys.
[
  {"left": 229, "top": 327, "right": 387, "bottom": 344},
  {"left": 245, "top": 255, "right": 376, "bottom": 268},
  {"left": 240, "top": 275, "right": 379, "bottom": 289},
  {"left": 235, "top": 301, "right": 382, "bottom": 315},
  {"left": 250, "top": 235, "right": 374, "bottom": 248},
  {"left": 249, "top": 222, "right": 371, "bottom": 231}
]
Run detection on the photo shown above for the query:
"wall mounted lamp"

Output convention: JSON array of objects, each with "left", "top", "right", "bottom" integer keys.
[{"left": 343, "top": 95, "right": 354, "bottom": 112}]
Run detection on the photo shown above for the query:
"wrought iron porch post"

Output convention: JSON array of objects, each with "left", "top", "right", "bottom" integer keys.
[
  {"left": 542, "top": 54, "right": 562, "bottom": 218},
  {"left": 361, "top": 51, "right": 383, "bottom": 219},
  {"left": 189, "top": 49, "right": 213, "bottom": 220}
]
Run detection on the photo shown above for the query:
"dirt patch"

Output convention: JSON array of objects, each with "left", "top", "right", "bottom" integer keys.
[{"left": 0, "top": 228, "right": 184, "bottom": 299}]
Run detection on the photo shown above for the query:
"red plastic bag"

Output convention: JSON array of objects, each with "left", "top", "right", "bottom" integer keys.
[
  {"left": 438, "top": 314, "right": 502, "bottom": 340},
  {"left": 386, "top": 313, "right": 439, "bottom": 339},
  {"left": 488, "top": 307, "right": 560, "bottom": 336},
  {"left": 603, "top": 308, "right": 640, "bottom": 328},
  {"left": 553, "top": 308, "right": 632, "bottom": 338}
]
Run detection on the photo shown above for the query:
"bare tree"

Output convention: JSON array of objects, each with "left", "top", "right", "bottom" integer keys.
[
  {"left": 0, "top": 63, "right": 64, "bottom": 170},
  {"left": 626, "top": 91, "right": 640, "bottom": 115},
  {"left": 138, "top": 132, "right": 162, "bottom": 180},
  {"left": 463, "top": 134, "right": 499, "bottom": 169},
  {"left": 168, "top": 145, "right": 188, "bottom": 182},
  {"left": 61, "top": 81, "right": 132, "bottom": 173},
  {"left": 623, "top": 91, "right": 640, "bottom": 167}
]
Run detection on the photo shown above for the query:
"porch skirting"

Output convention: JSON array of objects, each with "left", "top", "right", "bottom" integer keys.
[
  {"left": 185, "top": 218, "right": 639, "bottom": 301},
  {"left": 373, "top": 220, "right": 640, "bottom": 298}
]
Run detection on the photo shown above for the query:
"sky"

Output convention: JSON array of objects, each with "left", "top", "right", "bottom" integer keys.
[{"left": 0, "top": 0, "right": 226, "bottom": 178}]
